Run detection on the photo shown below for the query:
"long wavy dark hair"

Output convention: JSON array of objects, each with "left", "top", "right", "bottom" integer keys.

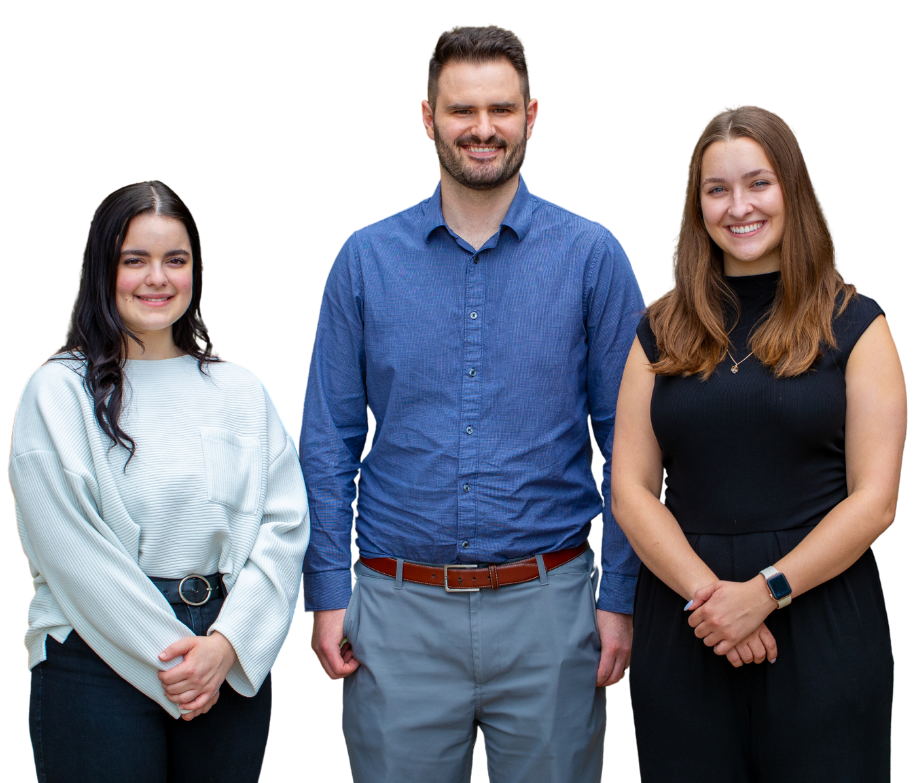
[{"left": 56, "top": 181, "right": 218, "bottom": 461}]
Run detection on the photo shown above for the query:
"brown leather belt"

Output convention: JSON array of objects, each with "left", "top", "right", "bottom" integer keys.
[{"left": 360, "top": 542, "right": 589, "bottom": 592}]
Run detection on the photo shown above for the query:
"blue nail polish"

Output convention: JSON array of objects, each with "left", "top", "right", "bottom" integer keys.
[
  {"left": 769, "top": 658, "right": 776, "bottom": 664},
  {"left": 683, "top": 600, "right": 693, "bottom": 611}
]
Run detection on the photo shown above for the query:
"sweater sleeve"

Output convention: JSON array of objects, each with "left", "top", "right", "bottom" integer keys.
[
  {"left": 207, "top": 396, "right": 310, "bottom": 696},
  {"left": 10, "top": 376, "right": 197, "bottom": 719}
]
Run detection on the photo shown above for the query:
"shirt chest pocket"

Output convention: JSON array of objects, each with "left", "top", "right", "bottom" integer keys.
[{"left": 199, "top": 427, "right": 263, "bottom": 516}]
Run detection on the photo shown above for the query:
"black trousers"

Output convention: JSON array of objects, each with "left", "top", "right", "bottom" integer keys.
[
  {"left": 630, "top": 527, "right": 893, "bottom": 783},
  {"left": 29, "top": 597, "right": 272, "bottom": 783}
]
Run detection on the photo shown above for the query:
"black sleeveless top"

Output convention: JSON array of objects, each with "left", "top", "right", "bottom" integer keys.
[{"left": 636, "top": 272, "right": 884, "bottom": 536}]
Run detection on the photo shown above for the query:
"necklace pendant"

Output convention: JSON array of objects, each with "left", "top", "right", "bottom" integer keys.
[{"left": 731, "top": 365, "right": 739, "bottom": 374}]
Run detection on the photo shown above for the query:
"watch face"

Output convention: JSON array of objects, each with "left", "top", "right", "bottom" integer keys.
[{"left": 768, "top": 573, "right": 791, "bottom": 600}]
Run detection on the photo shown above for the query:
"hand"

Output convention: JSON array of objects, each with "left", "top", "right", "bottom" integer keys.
[
  {"left": 723, "top": 622, "right": 778, "bottom": 667},
  {"left": 179, "top": 686, "right": 221, "bottom": 721},
  {"left": 686, "top": 578, "right": 775, "bottom": 656},
  {"left": 596, "top": 610, "right": 633, "bottom": 686},
  {"left": 312, "top": 608, "right": 360, "bottom": 679},
  {"left": 158, "top": 632, "right": 237, "bottom": 711}
]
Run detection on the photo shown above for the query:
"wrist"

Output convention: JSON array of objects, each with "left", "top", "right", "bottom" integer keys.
[
  {"left": 758, "top": 566, "right": 793, "bottom": 609},
  {"left": 210, "top": 631, "right": 238, "bottom": 664}
]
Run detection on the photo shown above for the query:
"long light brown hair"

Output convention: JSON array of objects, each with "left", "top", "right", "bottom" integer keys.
[{"left": 648, "top": 106, "right": 854, "bottom": 379}]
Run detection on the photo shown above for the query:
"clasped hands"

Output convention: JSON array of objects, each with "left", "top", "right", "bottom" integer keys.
[
  {"left": 686, "top": 576, "right": 778, "bottom": 667},
  {"left": 157, "top": 631, "right": 237, "bottom": 721}
]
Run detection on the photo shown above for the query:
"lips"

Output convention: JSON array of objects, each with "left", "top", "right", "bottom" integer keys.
[{"left": 135, "top": 295, "right": 174, "bottom": 306}]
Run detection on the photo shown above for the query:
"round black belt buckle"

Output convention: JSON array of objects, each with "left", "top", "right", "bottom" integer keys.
[{"left": 178, "top": 574, "right": 212, "bottom": 606}]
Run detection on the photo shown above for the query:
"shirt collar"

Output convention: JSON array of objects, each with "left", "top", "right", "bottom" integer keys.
[{"left": 422, "top": 176, "right": 534, "bottom": 244}]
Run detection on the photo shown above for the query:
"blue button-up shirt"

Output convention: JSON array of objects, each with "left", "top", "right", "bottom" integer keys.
[{"left": 300, "top": 178, "right": 644, "bottom": 613}]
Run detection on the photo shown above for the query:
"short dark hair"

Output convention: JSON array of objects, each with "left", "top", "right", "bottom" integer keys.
[
  {"left": 428, "top": 26, "right": 529, "bottom": 110},
  {"left": 56, "top": 181, "right": 217, "bottom": 463}
]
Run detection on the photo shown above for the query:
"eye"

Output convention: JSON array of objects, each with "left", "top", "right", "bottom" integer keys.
[
  {"left": 122, "top": 257, "right": 144, "bottom": 266},
  {"left": 751, "top": 180, "right": 771, "bottom": 188},
  {"left": 706, "top": 186, "right": 725, "bottom": 195},
  {"left": 167, "top": 256, "right": 189, "bottom": 266}
]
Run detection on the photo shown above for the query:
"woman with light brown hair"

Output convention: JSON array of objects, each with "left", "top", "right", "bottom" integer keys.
[{"left": 611, "top": 106, "right": 905, "bottom": 781}]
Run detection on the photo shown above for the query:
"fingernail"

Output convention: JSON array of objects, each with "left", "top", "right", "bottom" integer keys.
[
  {"left": 769, "top": 658, "right": 776, "bottom": 664},
  {"left": 683, "top": 600, "right": 693, "bottom": 611}
]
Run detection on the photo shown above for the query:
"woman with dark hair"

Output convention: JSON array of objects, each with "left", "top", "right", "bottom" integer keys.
[
  {"left": 611, "top": 107, "right": 904, "bottom": 781},
  {"left": 9, "top": 181, "right": 309, "bottom": 782}
]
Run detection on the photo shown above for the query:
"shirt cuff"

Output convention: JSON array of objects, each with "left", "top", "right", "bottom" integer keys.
[
  {"left": 597, "top": 571, "right": 638, "bottom": 614},
  {"left": 301, "top": 569, "right": 353, "bottom": 612}
]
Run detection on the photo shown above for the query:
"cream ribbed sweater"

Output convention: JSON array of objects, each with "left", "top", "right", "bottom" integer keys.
[{"left": 9, "top": 355, "right": 309, "bottom": 718}]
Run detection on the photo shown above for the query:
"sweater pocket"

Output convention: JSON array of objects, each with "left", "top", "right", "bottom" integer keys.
[{"left": 199, "top": 427, "right": 262, "bottom": 516}]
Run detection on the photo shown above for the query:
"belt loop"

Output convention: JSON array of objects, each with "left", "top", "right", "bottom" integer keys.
[
  {"left": 395, "top": 558, "right": 404, "bottom": 590},
  {"left": 536, "top": 554, "right": 549, "bottom": 585}
]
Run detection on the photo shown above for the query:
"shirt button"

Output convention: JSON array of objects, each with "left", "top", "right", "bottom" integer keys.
[
  {"left": 465, "top": 426, "right": 474, "bottom": 435},
  {"left": 462, "top": 484, "right": 471, "bottom": 492},
  {"left": 468, "top": 368, "right": 476, "bottom": 377},
  {"left": 461, "top": 540, "right": 470, "bottom": 549},
  {"left": 473, "top": 258, "right": 480, "bottom": 264},
  {"left": 469, "top": 311, "right": 478, "bottom": 319}
]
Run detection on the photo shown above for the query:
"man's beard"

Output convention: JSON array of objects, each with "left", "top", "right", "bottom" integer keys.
[{"left": 433, "top": 125, "right": 526, "bottom": 191}]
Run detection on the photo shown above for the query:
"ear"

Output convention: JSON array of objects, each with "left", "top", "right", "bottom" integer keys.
[
  {"left": 525, "top": 98, "right": 539, "bottom": 140},
  {"left": 422, "top": 100, "right": 435, "bottom": 141}
]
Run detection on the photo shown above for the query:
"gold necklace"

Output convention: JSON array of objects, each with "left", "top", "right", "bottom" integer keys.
[{"left": 726, "top": 349, "right": 753, "bottom": 374}]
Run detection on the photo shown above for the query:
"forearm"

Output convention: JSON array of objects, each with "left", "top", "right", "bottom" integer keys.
[
  {"left": 773, "top": 488, "right": 895, "bottom": 599},
  {"left": 612, "top": 485, "right": 717, "bottom": 600}
]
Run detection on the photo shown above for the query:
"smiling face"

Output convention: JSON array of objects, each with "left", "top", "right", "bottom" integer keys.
[
  {"left": 115, "top": 212, "right": 193, "bottom": 358},
  {"left": 423, "top": 59, "right": 537, "bottom": 191},
  {"left": 700, "top": 137, "right": 785, "bottom": 276}
]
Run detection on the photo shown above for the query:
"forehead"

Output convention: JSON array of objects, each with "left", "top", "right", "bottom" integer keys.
[
  {"left": 701, "top": 137, "right": 774, "bottom": 178},
  {"left": 436, "top": 59, "right": 523, "bottom": 106},
  {"left": 122, "top": 213, "right": 190, "bottom": 248}
]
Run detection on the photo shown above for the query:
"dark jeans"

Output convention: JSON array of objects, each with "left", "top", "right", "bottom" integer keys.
[{"left": 29, "top": 597, "right": 272, "bottom": 783}]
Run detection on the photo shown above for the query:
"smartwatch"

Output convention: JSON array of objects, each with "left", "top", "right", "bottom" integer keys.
[{"left": 759, "top": 566, "right": 792, "bottom": 609}]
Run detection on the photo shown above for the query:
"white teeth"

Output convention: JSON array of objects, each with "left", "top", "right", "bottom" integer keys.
[
  {"left": 467, "top": 146, "right": 498, "bottom": 152},
  {"left": 729, "top": 222, "right": 763, "bottom": 234}
]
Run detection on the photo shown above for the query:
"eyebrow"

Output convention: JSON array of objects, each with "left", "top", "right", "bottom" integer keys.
[
  {"left": 445, "top": 101, "right": 519, "bottom": 111},
  {"left": 701, "top": 169, "right": 776, "bottom": 186},
  {"left": 120, "top": 248, "right": 190, "bottom": 256}
]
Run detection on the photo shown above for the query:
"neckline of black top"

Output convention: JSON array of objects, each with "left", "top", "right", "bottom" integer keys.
[{"left": 724, "top": 270, "right": 780, "bottom": 304}]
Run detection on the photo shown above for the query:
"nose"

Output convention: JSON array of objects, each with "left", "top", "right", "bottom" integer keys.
[
  {"left": 728, "top": 191, "right": 754, "bottom": 220},
  {"left": 145, "top": 261, "right": 169, "bottom": 287},
  {"left": 472, "top": 112, "right": 495, "bottom": 142}
]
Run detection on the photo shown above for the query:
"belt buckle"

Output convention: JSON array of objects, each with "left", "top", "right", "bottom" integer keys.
[
  {"left": 443, "top": 564, "right": 480, "bottom": 592},
  {"left": 178, "top": 574, "right": 212, "bottom": 606}
]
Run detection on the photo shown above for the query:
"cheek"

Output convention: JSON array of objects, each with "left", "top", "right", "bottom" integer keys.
[{"left": 115, "top": 269, "right": 139, "bottom": 299}]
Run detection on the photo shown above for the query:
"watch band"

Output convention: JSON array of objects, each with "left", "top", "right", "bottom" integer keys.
[{"left": 759, "top": 566, "right": 792, "bottom": 609}]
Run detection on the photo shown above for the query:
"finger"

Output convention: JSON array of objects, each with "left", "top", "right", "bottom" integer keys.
[
  {"left": 759, "top": 625, "right": 778, "bottom": 663},
  {"left": 169, "top": 687, "right": 202, "bottom": 706},
  {"left": 688, "top": 583, "right": 718, "bottom": 610},
  {"left": 181, "top": 709, "right": 201, "bottom": 722},
  {"left": 160, "top": 637, "right": 196, "bottom": 663},
  {"left": 200, "top": 690, "right": 220, "bottom": 715},
  {"left": 179, "top": 690, "right": 215, "bottom": 711},
  {"left": 713, "top": 638, "right": 734, "bottom": 655},
  {"left": 746, "top": 636, "right": 766, "bottom": 664},
  {"left": 736, "top": 642, "right": 754, "bottom": 664},
  {"left": 316, "top": 645, "right": 360, "bottom": 679},
  {"left": 725, "top": 647, "right": 743, "bottom": 668}
]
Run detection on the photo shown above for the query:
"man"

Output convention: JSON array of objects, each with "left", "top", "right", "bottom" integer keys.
[{"left": 301, "top": 26, "right": 643, "bottom": 783}]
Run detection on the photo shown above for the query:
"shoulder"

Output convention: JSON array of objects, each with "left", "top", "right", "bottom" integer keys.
[
  {"left": 528, "top": 192, "right": 622, "bottom": 249},
  {"left": 201, "top": 359, "right": 268, "bottom": 403},
  {"left": 832, "top": 291, "right": 884, "bottom": 357},
  {"left": 18, "top": 355, "right": 87, "bottom": 410},
  {"left": 349, "top": 198, "right": 430, "bottom": 246},
  {"left": 11, "top": 356, "right": 91, "bottom": 458},
  {"left": 635, "top": 313, "right": 659, "bottom": 364}
]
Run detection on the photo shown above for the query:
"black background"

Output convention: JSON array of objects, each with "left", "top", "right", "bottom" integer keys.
[{"left": 12, "top": 20, "right": 910, "bottom": 781}]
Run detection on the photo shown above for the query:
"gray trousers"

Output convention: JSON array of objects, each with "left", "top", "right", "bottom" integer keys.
[{"left": 342, "top": 548, "right": 605, "bottom": 783}]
